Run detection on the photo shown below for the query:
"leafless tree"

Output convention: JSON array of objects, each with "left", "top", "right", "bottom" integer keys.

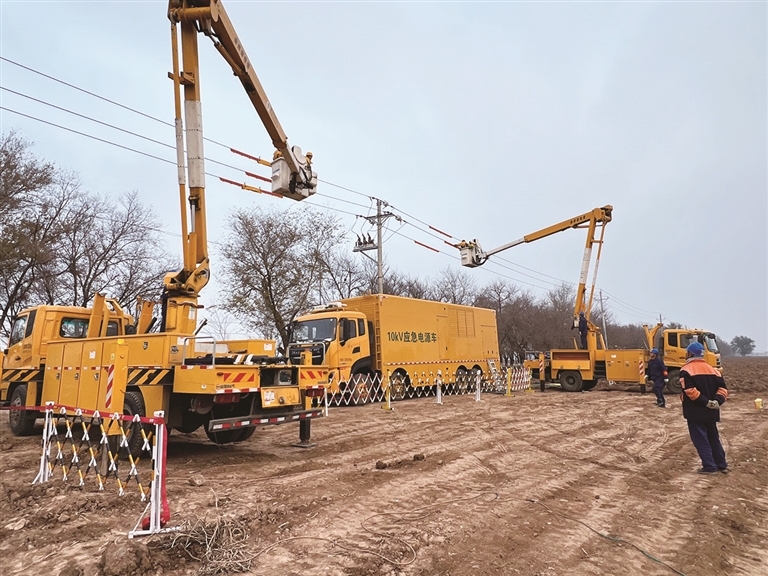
[
  {"left": 317, "top": 247, "right": 369, "bottom": 303},
  {"left": 430, "top": 266, "right": 478, "bottom": 305},
  {"left": 218, "top": 205, "right": 344, "bottom": 348},
  {"left": 0, "top": 132, "right": 174, "bottom": 342}
]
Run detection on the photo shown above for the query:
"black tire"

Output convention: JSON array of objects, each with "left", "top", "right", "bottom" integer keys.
[
  {"left": 350, "top": 373, "right": 372, "bottom": 405},
  {"left": 235, "top": 427, "right": 257, "bottom": 442},
  {"left": 455, "top": 368, "right": 468, "bottom": 394},
  {"left": 120, "top": 391, "right": 151, "bottom": 459},
  {"left": 206, "top": 427, "right": 245, "bottom": 444},
  {"left": 8, "top": 383, "right": 38, "bottom": 436},
  {"left": 666, "top": 369, "right": 682, "bottom": 394},
  {"left": 390, "top": 370, "right": 408, "bottom": 400},
  {"left": 559, "top": 371, "right": 584, "bottom": 392},
  {"left": 583, "top": 380, "right": 597, "bottom": 391}
]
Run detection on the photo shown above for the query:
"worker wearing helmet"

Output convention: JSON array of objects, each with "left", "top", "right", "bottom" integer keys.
[
  {"left": 577, "top": 311, "right": 588, "bottom": 349},
  {"left": 680, "top": 341, "right": 729, "bottom": 474},
  {"left": 647, "top": 348, "right": 668, "bottom": 408}
]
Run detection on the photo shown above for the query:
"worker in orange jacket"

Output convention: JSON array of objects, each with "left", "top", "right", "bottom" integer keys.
[{"left": 680, "top": 342, "right": 728, "bottom": 475}]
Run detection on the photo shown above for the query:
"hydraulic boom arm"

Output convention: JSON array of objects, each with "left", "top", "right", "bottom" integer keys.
[
  {"left": 457, "top": 205, "right": 612, "bottom": 334},
  {"left": 162, "top": 0, "right": 317, "bottom": 331}
]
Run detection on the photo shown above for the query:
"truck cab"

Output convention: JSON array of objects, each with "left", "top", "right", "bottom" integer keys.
[
  {"left": 2, "top": 297, "right": 133, "bottom": 409},
  {"left": 287, "top": 303, "right": 372, "bottom": 392},
  {"left": 658, "top": 329, "right": 721, "bottom": 371}
]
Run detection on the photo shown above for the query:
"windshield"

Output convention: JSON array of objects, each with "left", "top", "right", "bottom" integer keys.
[
  {"left": 290, "top": 318, "right": 337, "bottom": 343},
  {"left": 680, "top": 332, "right": 720, "bottom": 354},
  {"left": 704, "top": 333, "right": 719, "bottom": 354}
]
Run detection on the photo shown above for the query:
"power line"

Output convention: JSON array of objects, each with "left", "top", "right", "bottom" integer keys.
[
  {"left": 3, "top": 58, "right": 653, "bottom": 315},
  {"left": 0, "top": 56, "right": 231, "bottom": 151}
]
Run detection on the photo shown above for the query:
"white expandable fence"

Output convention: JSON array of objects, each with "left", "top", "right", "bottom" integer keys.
[
  {"left": 29, "top": 402, "right": 173, "bottom": 538},
  {"left": 312, "top": 364, "right": 533, "bottom": 409}
]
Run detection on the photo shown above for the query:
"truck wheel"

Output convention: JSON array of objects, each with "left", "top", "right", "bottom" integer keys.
[
  {"left": 471, "top": 367, "right": 483, "bottom": 392},
  {"left": 665, "top": 369, "right": 682, "bottom": 394},
  {"left": 119, "top": 391, "right": 151, "bottom": 459},
  {"left": 9, "top": 384, "right": 38, "bottom": 436},
  {"left": 350, "top": 373, "right": 372, "bottom": 405},
  {"left": 390, "top": 371, "right": 408, "bottom": 400},
  {"left": 235, "top": 427, "right": 256, "bottom": 442},
  {"left": 455, "top": 368, "right": 468, "bottom": 394},
  {"left": 559, "top": 371, "right": 584, "bottom": 392},
  {"left": 206, "top": 428, "right": 245, "bottom": 444},
  {"left": 583, "top": 380, "right": 597, "bottom": 391}
]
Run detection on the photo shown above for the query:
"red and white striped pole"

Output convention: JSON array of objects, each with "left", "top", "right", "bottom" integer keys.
[{"left": 105, "top": 364, "right": 115, "bottom": 409}]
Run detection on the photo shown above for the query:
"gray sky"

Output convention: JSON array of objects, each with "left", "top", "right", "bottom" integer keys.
[{"left": 1, "top": 1, "right": 766, "bottom": 351}]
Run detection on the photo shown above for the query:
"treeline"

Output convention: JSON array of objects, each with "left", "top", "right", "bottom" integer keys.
[
  {"left": 0, "top": 132, "right": 174, "bottom": 339},
  {"left": 1, "top": 132, "right": 746, "bottom": 358}
]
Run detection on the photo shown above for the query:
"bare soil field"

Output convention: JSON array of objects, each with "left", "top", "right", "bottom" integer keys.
[{"left": 1, "top": 356, "right": 767, "bottom": 576}]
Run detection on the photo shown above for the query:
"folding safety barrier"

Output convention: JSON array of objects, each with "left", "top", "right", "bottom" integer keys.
[{"left": 27, "top": 402, "right": 173, "bottom": 538}]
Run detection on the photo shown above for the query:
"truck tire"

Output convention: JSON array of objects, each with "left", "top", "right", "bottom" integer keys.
[
  {"left": 455, "top": 368, "right": 468, "bottom": 394},
  {"left": 119, "top": 391, "right": 151, "bottom": 459},
  {"left": 666, "top": 369, "right": 682, "bottom": 394},
  {"left": 583, "top": 380, "right": 598, "bottom": 391},
  {"left": 9, "top": 383, "right": 38, "bottom": 436},
  {"left": 236, "top": 426, "right": 257, "bottom": 442},
  {"left": 350, "top": 373, "right": 372, "bottom": 405},
  {"left": 206, "top": 428, "right": 245, "bottom": 444},
  {"left": 390, "top": 370, "right": 408, "bottom": 400},
  {"left": 559, "top": 371, "right": 584, "bottom": 392}
]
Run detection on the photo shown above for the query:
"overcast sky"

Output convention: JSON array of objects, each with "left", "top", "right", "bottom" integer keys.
[{"left": 1, "top": 1, "right": 766, "bottom": 351}]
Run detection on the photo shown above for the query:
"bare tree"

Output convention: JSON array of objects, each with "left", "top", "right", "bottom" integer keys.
[
  {"left": 1, "top": 133, "right": 72, "bottom": 338},
  {"left": 36, "top": 190, "right": 172, "bottom": 310},
  {"left": 317, "top": 247, "right": 369, "bottom": 303},
  {"left": 219, "top": 205, "right": 344, "bottom": 348},
  {"left": 0, "top": 132, "right": 174, "bottom": 342},
  {"left": 430, "top": 266, "right": 478, "bottom": 305}
]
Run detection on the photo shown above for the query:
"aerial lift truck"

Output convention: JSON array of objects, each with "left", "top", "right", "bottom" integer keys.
[{"left": 2, "top": 0, "right": 325, "bottom": 447}]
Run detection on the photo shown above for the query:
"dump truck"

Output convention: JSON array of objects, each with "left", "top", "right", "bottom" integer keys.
[
  {"left": 287, "top": 295, "right": 500, "bottom": 401},
  {"left": 2, "top": 0, "right": 326, "bottom": 449}
]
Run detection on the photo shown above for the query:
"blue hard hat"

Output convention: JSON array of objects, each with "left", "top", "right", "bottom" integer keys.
[
  {"left": 686, "top": 342, "right": 705, "bottom": 357},
  {"left": 650, "top": 348, "right": 659, "bottom": 355},
  {"left": 579, "top": 311, "right": 585, "bottom": 316}
]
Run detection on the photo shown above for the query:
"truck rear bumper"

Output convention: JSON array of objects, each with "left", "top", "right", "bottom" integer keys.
[{"left": 208, "top": 408, "right": 324, "bottom": 432}]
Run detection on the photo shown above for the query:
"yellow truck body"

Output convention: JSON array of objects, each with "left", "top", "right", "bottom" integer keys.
[
  {"left": 525, "top": 327, "right": 721, "bottom": 393},
  {"left": 288, "top": 294, "right": 500, "bottom": 399},
  {"left": 2, "top": 299, "right": 326, "bottom": 445}
]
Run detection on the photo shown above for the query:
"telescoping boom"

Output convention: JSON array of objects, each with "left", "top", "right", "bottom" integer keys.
[
  {"left": 456, "top": 206, "right": 613, "bottom": 346},
  {"left": 163, "top": 0, "right": 317, "bottom": 331}
]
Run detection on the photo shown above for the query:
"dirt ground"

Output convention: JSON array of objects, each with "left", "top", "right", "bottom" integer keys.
[{"left": 1, "top": 356, "right": 767, "bottom": 576}]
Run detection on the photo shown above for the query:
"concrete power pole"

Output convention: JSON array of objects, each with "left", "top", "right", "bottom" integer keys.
[
  {"left": 377, "top": 199, "right": 384, "bottom": 294},
  {"left": 354, "top": 198, "right": 398, "bottom": 295}
]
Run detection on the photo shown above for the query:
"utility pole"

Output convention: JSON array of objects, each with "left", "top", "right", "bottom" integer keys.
[
  {"left": 353, "top": 198, "right": 400, "bottom": 295},
  {"left": 377, "top": 199, "right": 384, "bottom": 294},
  {"left": 599, "top": 290, "right": 609, "bottom": 347}
]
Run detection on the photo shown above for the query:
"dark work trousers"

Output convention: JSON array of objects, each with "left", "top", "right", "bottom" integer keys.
[
  {"left": 580, "top": 334, "right": 588, "bottom": 349},
  {"left": 652, "top": 378, "right": 666, "bottom": 406},
  {"left": 687, "top": 420, "right": 728, "bottom": 472}
]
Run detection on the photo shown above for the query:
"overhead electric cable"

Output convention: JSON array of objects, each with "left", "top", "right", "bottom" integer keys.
[
  {"left": 1, "top": 55, "right": 229, "bottom": 150},
  {"left": 2, "top": 58, "right": 651, "bottom": 313}
]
